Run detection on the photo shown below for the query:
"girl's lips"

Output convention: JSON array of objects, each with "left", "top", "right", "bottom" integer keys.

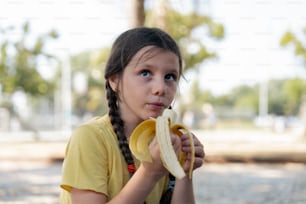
[{"left": 148, "top": 102, "right": 164, "bottom": 110}]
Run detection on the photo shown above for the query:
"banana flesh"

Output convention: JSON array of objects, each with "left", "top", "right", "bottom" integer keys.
[
  {"left": 156, "top": 113, "right": 186, "bottom": 178},
  {"left": 129, "top": 109, "right": 195, "bottom": 179}
]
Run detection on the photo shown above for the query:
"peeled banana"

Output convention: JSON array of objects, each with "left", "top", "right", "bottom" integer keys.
[{"left": 129, "top": 109, "right": 195, "bottom": 179}]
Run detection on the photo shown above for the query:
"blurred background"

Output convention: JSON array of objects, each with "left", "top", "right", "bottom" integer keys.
[{"left": 0, "top": 0, "right": 306, "bottom": 203}]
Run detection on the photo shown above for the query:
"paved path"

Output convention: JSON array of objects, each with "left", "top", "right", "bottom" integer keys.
[
  {"left": 0, "top": 161, "right": 61, "bottom": 204},
  {"left": 1, "top": 130, "right": 306, "bottom": 203},
  {"left": 0, "top": 161, "right": 306, "bottom": 204},
  {"left": 1, "top": 129, "right": 306, "bottom": 163},
  {"left": 194, "top": 163, "right": 306, "bottom": 204}
]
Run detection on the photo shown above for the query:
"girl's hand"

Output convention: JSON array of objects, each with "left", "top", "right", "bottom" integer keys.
[
  {"left": 141, "top": 133, "right": 182, "bottom": 180},
  {"left": 180, "top": 133, "right": 205, "bottom": 172}
]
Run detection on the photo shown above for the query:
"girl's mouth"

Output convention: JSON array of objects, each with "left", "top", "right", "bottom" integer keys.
[{"left": 148, "top": 102, "right": 164, "bottom": 110}]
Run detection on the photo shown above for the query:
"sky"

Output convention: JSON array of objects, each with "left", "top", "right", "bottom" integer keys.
[
  {"left": 0, "top": 0, "right": 305, "bottom": 95},
  {"left": 198, "top": 0, "right": 306, "bottom": 94}
]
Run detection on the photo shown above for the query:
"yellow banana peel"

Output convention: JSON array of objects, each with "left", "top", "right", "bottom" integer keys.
[{"left": 129, "top": 109, "right": 195, "bottom": 179}]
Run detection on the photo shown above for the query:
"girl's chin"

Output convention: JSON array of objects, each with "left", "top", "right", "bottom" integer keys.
[{"left": 146, "top": 111, "right": 163, "bottom": 119}]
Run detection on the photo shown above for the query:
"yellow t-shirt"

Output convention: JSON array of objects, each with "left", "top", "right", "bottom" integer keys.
[{"left": 59, "top": 115, "right": 169, "bottom": 204}]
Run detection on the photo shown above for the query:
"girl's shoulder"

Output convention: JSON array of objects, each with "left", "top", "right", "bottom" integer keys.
[{"left": 70, "top": 114, "right": 116, "bottom": 145}]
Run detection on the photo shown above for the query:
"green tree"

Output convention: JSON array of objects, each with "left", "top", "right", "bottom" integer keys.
[
  {"left": 0, "top": 22, "right": 58, "bottom": 96},
  {"left": 0, "top": 22, "right": 58, "bottom": 132},
  {"left": 69, "top": 48, "right": 110, "bottom": 117},
  {"left": 209, "top": 79, "right": 305, "bottom": 119},
  {"left": 283, "top": 78, "right": 305, "bottom": 115},
  {"left": 211, "top": 85, "right": 258, "bottom": 119},
  {"left": 231, "top": 85, "right": 258, "bottom": 112},
  {"left": 183, "top": 79, "right": 214, "bottom": 112},
  {"left": 281, "top": 29, "right": 306, "bottom": 135},
  {"left": 280, "top": 28, "right": 306, "bottom": 66},
  {"left": 268, "top": 79, "right": 305, "bottom": 116},
  {"left": 146, "top": 0, "right": 224, "bottom": 72}
]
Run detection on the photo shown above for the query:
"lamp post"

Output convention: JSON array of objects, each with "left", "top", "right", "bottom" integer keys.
[{"left": 61, "top": 53, "right": 72, "bottom": 131}]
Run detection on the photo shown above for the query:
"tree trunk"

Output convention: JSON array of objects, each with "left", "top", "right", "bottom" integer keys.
[
  {"left": 129, "top": 0, "right": 145, "bottom": 28},
  {"left": 153, "top": 0, "right": 169, "bottom": 31}
]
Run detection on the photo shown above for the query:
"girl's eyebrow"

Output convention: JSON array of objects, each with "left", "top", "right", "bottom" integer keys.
[
  {"left": 168, "top": 67, "right": 179, "bottom": 72},
  {"left": 134, "top": 64, "right": 179, "bottom": 74},
  {"left": 164, "top": 66, "right": 180, "bottom": 75}
]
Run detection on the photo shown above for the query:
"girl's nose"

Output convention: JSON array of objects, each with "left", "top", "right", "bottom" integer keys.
[{"left": 152, "top": 78, "right": 166, "bottom": 96}]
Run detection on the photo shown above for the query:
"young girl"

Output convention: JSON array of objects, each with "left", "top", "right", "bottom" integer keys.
[{"left": 59, "top": 27, "right": 205, "bottom": 204}]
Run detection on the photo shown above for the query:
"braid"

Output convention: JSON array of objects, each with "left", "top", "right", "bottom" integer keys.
[{"left": 105, "top": 82, "right": 134, "bottom": 165}]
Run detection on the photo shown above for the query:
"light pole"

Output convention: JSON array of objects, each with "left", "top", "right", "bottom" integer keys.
[
  {"left": 61, "top": 53, "right": 72, "bottom": 131},
  {"left": 259, "top": 80, "right": 268, "bottom": 117}
]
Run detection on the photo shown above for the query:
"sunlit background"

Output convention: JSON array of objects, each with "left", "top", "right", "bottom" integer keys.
[
  {"left": 1, "top": 0, "right": 306, "bottom": 132},
  {"left": 0, "top": 0, "right": 306, "bottom": 203}
]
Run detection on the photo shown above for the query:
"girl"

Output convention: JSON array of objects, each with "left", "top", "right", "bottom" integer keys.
[{"left": 59, "top": 27, "right": 205, "bottom": 204}]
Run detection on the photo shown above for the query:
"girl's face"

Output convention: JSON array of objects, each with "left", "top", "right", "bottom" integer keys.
[{"left": 110, "top": 46, "right": 180, "bottom": 125}]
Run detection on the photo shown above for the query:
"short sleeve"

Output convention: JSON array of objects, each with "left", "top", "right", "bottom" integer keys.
[{"left": 60, "top": 124, "right": 109, "bottom": 196}]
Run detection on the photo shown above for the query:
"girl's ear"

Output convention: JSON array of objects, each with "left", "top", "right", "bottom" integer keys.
[{"left": 108, "top": 74, "right": 119, "bottom": 92}]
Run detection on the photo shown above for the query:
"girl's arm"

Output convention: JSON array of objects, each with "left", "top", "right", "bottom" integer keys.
[
  {"left": 71, "top": 164, "right": 162, "bottom": 204},
  {"left": 171, "top": 176, "right": 195, "bottom": 204},
  {"left": 171, "top": 133, "right": 205, "bottom": 204}
]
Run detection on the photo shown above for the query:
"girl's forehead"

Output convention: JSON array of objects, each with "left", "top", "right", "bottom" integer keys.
[{"left": 130, "top": 46, "right": 177, "bottom": 65}]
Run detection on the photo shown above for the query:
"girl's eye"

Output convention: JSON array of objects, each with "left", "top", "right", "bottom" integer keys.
[
  {"left": 140, "top": 70, "right": 151, "bottom": 77},
  {"left": 165, "top": 73, "right": 177, "bottom": 81}
]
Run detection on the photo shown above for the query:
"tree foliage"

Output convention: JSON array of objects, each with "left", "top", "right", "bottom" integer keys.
[
  {"left": 0, "top": 22, "right": 58, "bottom": 97},
  {"left": 69, "top": 48, "right": 110, "bottom": 117},
  {"left": 146, "top": 4, "right": 224, "bottom": 72},
  {"left": 211, "top": 78, "right": 305, "bottom": 118},
  {"left": 280, "top": 27, "right": 306, "bottom": 135},
  {"left": 282, "top": 78, "right": 304, "bottom": 115},
  {"left": 280, "top": 28, "right": 306, "bottom": 66}
]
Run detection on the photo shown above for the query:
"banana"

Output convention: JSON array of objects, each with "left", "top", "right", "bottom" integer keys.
[
  {"left": 171, "top": 123, "right": 195, "bottom": 179},
  {"left": 129, "top": 119, "right": 156, "bottom": 163},
  {"left": 129, "top": 109, "right": 195, "bottom": 179}
]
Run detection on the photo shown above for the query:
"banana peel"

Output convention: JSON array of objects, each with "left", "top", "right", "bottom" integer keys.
[{"left": 129, "top": 109, "right": 195, "bottom": 179}]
